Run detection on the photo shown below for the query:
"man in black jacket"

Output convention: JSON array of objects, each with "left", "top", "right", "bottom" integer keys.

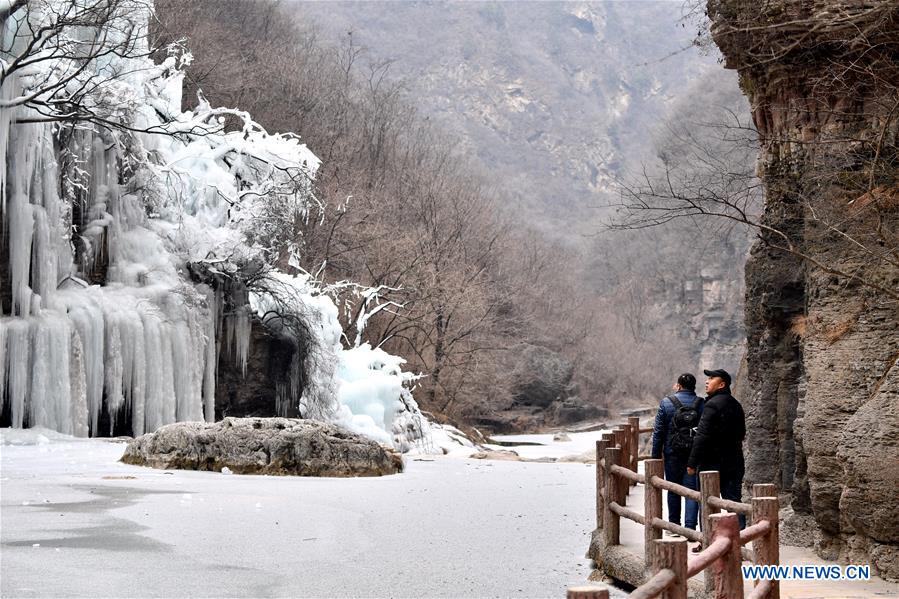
[{"left": 687, "top": 368, "right": 747, "bottom": 528}]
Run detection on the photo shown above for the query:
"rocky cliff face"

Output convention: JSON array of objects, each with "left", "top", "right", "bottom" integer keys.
[
  {"left": 672, "top": 266, "right": 746, "bottom": 376},
  {"left": 708, "top": 0, "right": 899, "bottom": 579}
]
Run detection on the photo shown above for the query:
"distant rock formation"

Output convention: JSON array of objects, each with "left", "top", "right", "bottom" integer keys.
[
  {"left": 710, "top": 0, "right": 899, "bottom": 579},
  {"left": 121, "top": 417, "right": 403, "bottom": 477}
]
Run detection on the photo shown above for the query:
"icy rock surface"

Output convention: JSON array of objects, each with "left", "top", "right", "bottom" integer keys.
[{"left": 121, "top": 417, "right": 403, "bottom": 477}]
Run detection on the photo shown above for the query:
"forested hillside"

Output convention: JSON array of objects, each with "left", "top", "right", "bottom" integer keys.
[
  {"left": 294, "top": 0, "right": 717, "bottom": 229},
  {"left": 152, "top": 1, "right": 754, "bottom": 430}
]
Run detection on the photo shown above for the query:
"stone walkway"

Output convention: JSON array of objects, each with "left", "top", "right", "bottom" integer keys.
[{"left": 611, "top": 482, "right": 899, "bottom": 598}]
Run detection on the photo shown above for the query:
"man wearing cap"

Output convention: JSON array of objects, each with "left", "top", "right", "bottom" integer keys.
[
  {"left": 651, "top": 373, "right": 703, "bottom": 532},
  {"left": 687, "top": 369, "right": 747, "bottom": 528}
]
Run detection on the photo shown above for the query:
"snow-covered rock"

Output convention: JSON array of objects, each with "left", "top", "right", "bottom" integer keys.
[{"left": 121, "top": 417, "right": 403, "bottom": 477}]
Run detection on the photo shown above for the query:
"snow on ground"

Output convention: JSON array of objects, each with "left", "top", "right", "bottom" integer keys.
[{"left": 0, "top": 428, "right": 625, "bottom": 598}]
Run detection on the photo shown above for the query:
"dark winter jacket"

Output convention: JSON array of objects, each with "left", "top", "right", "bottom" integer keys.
[
  {"left": 687, "top": 387, "right": 746, "bottom": 476},
  {"left": 651, "top": 390, "right": 703, "bottom": 459}
]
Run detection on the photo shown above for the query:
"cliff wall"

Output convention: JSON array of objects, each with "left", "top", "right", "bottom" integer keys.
[{"left": 708, "top": 0, "right": 899, "bottom": 579}]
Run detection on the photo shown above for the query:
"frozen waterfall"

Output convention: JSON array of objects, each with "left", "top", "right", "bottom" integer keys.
[{"left": 0, "top": 0, "right": 433, "bottom": 452}]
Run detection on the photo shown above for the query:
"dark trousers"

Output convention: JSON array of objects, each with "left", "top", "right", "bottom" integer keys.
[
  {"left": 664, "top": 453, "right": 699, "bottom": 529},
  {"left": 720, "top": 472, "right": 746, "bottom": 529}
]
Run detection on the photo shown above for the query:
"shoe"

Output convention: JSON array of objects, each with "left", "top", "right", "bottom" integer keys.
[{"left": 691, "top": 544, "right": 702, "bottom": 554}]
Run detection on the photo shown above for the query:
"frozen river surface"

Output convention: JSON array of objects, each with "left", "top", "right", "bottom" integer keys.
[{"left": 1, "top": 429, "right": 622, "bottom": 598}]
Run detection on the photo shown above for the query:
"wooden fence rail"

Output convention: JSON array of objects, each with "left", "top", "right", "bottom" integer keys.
[{"left": 569, "top": 418, "right": 781, "bottom": 599}]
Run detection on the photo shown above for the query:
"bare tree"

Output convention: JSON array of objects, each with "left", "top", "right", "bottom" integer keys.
[
  {"left": 612, "top": 98, "right": 899, "bottom": 301},
  {"left": 1, "top": 0, "right": 186, "bottom": 134}
]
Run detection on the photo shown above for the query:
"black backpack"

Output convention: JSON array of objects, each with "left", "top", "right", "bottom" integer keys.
[{"left": 667, "top": 395, "right": 702, "bottom": 454}]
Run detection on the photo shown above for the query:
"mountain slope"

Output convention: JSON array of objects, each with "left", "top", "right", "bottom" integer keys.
[{"left": 291, "top": 0, "right": 723, "bottom": 233}]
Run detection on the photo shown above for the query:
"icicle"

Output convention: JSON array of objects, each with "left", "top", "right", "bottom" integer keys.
[
  {"left": 31, "top": 206, "right": 56, "bottom": 308},
  {"left": 224, "top": 307, "right": 251, "bottom": 377},
  {"left": 28, "top": 314, "right": 73, "bottom": 435},
  {"left": 0, "top": 137, "right": 7, "bottom": 222},
  {"left": 67, "top": 297, "right": 105, "bottom": 436},
  {"left": 8, "top": 194, "right": 34, "bottom": 317},
  {"left": 0, "top": 72, "right": 16, "bottom": 219},
  {"left": 172, "top": 320, "right": 192, "bottom": 421},
  {"left": 120, "top": 308, "right": 136, "bottom": 407},
  {"left": 141, "top": 310, "right": 164, "bottom": 432},
  {"left": 69, "top": 326, "right": 89, "bottom": 437},
  {"left": 160, "top": 322, "right": 176, "bottom": 425},
  {"left": 46, "top": 131, "right": 73, "bottom": 289},
  {"left": 0, "top": 321, "right": 5, "bottom": 412},
  {"left": 201, "top": 286, "right": 217, "bottom": 422},
  {"left": 130, "top": 312, "right": 147, "bottom": 436},
  {"left": 186, "top": 304, "right": 207, "bottom": 421},
  {"left": 48, "top": 314, "right": 73, "bottom": 435},
  {"left": 6, "top": 319, "right": 30, "bottom": 428},
  {"left": 276, "top": 382, "right": 289, "bottom": 418},
  {"left": 103, "top": 310, "right": 125, "bottom": 432}
]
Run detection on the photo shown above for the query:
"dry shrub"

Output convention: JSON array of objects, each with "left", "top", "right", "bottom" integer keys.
[
  {"left": 824, "top": 317, "right": 857, "bottom": 345},
  {"left": 789, "top": 315, "right": 808, "bottom": 339},
  {"left": 850, "top": 185, "right": 899, "bottom": 213}
]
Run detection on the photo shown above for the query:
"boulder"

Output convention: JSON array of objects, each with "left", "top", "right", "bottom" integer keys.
[
  {"left": 121, "top": 417, "right": 403, "bottom": 477},
  {"left": 550, "top": 398, "right": 605, "bottom": 425}
]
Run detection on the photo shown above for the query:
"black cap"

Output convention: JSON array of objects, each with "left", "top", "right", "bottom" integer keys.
[
  {"left": 677, "top": 373, "right": 696, "bottom": 391},
  {"left": 703, "top": 369, "right": 732, "bottom": 387}
]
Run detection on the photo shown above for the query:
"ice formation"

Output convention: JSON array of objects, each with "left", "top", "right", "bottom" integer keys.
[{"left": 0, "top": 0, "right": 432, "bottom": 451}]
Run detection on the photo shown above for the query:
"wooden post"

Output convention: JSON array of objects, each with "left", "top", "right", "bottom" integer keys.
[
  {"left": 628, "top": 416, "right": 640, "bottom": 475},
  {"left": 751, "top": 496, "right": 780, "bottom": 599},
  {"left": 613, "top": 427, "right": 628, "bottom": 504},
  {"left": 603, "top": 446, "right": 621, "bottom": 546},
  {"left": 709, "top": 513, "right": 743, "bottom": 599},
  {"left": 700, "top": 471, "right": 722, "bottom": 545},
  {"left": 622, "top": 423, "right": 635, "bottom": 491},
  {"left": 623, "top": 422, "right": 633, "bottom": 468},
  {"left": 753, "top": 483, "right": 777, "bottom": 498},
  {"left": 613, "top": 427, "right": 626, "bottom": 451},
  {"left": 644, "top": 458, "right": 664, "bottom": 567},
  {"left": 601, "top": 432, "right": 614, "bottom": 460},
  {"left": 617, "top": 447, "right": 629, "bottom": 529},
  {"left": 651, "top": 538, "right": 688, "bottom": 599},
  {"left": 700, "top": 470, "right": 721, "bottom": 594},
  {"left": 566, "top": 586, "right": 609, "bottom": 599},
  {"left": 596, "top": 439, "right": 609, "bottom": 529}
]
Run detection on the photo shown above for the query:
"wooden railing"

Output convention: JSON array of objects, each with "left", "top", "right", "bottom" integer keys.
[{"left": 570, "top": 419, "right": 781, "bottom": 599}]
